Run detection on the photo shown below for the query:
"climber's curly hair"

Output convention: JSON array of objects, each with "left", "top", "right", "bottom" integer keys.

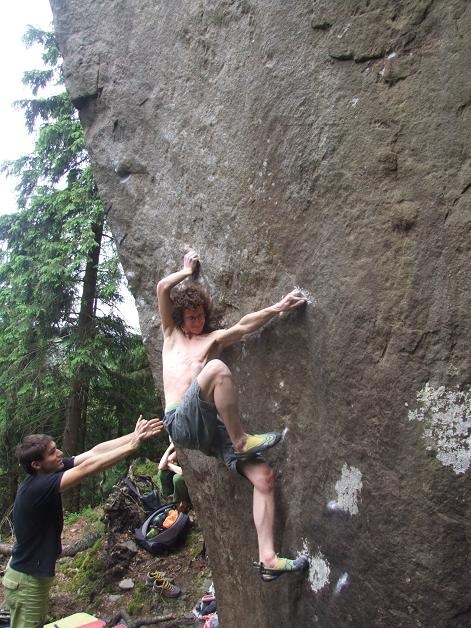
[{"left": 171, "top": 283, "right": 214, "bottom": 332}]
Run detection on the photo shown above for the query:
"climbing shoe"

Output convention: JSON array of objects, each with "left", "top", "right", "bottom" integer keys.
[
  {"left": 146, "top": 570, "right": 174, "bottom": 585},
  {"left": 153, "top": 577, "right": 181, "bottom": 598},
  {"left": 253, "top": 556, "right": 309, "bottom": 582},
  {"left": 234, "top": 431, "right": 283, "bottom": 460}
]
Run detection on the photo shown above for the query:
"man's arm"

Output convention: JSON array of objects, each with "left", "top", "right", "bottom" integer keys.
[
  {"left": 214, "top": 289, "right": 306, "bottom": 349},
  {"left": 74, "top": 417, "right": 163, "bottom": 466},
  {"left": 158, "top": 442, "right": 175, "bottom": 471},
  {"left": 60, "top": 416, "right": 163, "bottom": 492},
  {"left": 156, "top": 250, "right": 199, "bottom": 335}
]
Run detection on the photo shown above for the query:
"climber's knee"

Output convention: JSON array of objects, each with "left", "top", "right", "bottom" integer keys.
[
  {"left": 240, "top": 461, "right": 276, "bottom": 493},
  {"left": 197, "top": 359, "right": 233, "bottom": 397}
]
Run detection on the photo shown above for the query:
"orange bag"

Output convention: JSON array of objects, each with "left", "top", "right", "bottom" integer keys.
[{"left": 162, "top": 509, "right": 178, "bottom": 529}]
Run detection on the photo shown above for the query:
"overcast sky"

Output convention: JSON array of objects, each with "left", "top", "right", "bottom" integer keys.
[
  {"left": 0, "top": 1, "right": 140, "bottom": 330},
  {"left": 1, "top": 0, "right": 54, "bottom": 214}
]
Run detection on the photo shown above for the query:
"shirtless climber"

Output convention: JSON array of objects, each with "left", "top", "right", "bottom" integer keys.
[{"left": 157, "top": 249, "right": 309, "bottom": 581}]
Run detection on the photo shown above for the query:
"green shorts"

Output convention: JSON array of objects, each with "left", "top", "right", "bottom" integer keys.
[{"left": 2, "top": 565, "right": 54, "bottom": 628}]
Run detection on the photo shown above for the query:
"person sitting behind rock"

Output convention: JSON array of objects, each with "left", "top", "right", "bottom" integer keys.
[{"left": 157, "top": 442, "right": 190, "bottom": 512}]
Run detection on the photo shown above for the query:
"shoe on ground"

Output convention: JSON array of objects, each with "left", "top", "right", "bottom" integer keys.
[
  {"left": 234, "top": 431, "right": 283, "bottom": 460},
  {"left": 253, "top": 555, "right": 309, "bottom": 582},
  {"left": 146, "top": 570, "right": 174, "bottom": 585},
  {"left": 153, "top": 577, "right": 181, "bottom": 598}
]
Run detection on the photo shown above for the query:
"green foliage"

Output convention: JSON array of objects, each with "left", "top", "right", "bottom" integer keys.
[
  {"left": 0, "top": 28, "right": 162, "bottom": 513},
  {"left": 63, "top": 505, "right": 104, "bottom": 528},
  {"left": 132, "top": 459, "right": 160, "bottom": 479}
]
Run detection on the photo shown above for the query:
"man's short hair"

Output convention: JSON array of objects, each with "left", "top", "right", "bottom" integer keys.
[
  {"left": 171, "top": 283, "right": 213, "bottom": 332},
  {"left": 16, "top": 434, "right": 53, "bottom": 475}
]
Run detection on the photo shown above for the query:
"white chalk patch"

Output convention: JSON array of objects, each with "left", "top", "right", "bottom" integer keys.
[
  {"left": 408, "top": 383, "right": 471, "bottom": 474},
  {"left": 279, "top": 381, "right": 285, "bottom": 389},
  {"left": 333, "top": 572, "right": 349, "bottom": 595},
  {"left": 329, "top": 464, "right": 362, "bottom": 515},
  {"left": 298, "top": 540, "right": 330, "bottom": 593},
  {"left": 351, "top": 97, "right": 359, "bottom": 108},
  {"left": 337, "top": 24, "right": 351, "bottom": 39},
  {"left": 293, "top": 286, "right": 315, "bottom": 305},
  {"left": 387, "top": 52, "right": 397, "bottom": 59}
]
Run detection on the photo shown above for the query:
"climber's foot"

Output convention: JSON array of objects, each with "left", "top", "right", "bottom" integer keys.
[
  {"left": 253, "top": 556, "right": 309, "bottom": 582},
  {"left": 234, "top": 431, "right": 283, "bottom": 460}
]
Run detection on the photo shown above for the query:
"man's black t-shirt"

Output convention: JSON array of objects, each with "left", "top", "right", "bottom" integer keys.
[{"left": 10, "top": 457, "right": 74, "bottom": 577}]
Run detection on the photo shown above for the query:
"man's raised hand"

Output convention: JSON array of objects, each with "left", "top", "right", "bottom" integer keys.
[
  {"left": 183, "top": 250, "right": 199, "bottom": 275},
  {"left": 274, "top": 289, "right": 307, "bottom": 312},
  {"left": 133, "top": 415, "right": 163, "bottom": 447}
]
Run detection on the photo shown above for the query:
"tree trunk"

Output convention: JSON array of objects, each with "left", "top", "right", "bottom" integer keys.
[{"left": 62, "top": 218, "right": 103, "bottom": 512}]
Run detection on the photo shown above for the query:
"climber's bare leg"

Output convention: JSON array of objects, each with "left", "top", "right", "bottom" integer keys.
[
  {"left": 197, "top": 359, "right": 282, "bottom": 458},
  {"left": 238, "top": 459, "right": 277, "bottom": 567},
  {"left": 196, "top": 359, "right": 248, "bottom": 452}
]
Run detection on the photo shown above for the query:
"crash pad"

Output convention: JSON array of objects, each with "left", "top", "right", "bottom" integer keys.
[{"left": 44, "top": 612, "right": 105, "bottom": 627}]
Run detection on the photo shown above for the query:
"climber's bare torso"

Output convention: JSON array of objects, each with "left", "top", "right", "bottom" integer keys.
[
  {"left": 162, "top": 326, "right": 221, "bottom": 405},
  {"left": 157, "top": 248, "right": 305, "bottom": 408}
]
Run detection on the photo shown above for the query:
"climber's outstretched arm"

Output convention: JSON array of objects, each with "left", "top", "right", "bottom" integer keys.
[{"left": 215, "top": 289, "right": 306, "bottom": 349}]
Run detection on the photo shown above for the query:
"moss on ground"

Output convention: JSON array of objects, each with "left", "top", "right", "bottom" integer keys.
[
  {"left": 127, "top": 582, "right": 148, "bottom": 615},
  {"left": 186, "top": 525, "right": 205, "bottom": 560},
  {"left": 60, "top": 539, "right": 104, "bottom": 600}
]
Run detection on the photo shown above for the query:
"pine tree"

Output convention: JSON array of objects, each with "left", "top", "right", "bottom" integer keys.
[{"left": 0, "top": 28, "right": 161, "bottom": 514}]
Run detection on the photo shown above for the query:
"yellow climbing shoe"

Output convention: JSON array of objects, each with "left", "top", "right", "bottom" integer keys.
[
  {"left": 234, "top": 431, "right": 282, "bottom": 460},
  {"left": 253, "top": 556, "right": 309, "bottom": 582}
]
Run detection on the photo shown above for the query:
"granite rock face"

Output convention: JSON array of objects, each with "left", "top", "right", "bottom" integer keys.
[{"left": 50, "top": 1, "right": 471, "bottom": 625}]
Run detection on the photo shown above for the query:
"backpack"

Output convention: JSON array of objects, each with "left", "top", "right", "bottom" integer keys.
[
  {"left": 134, "top": 504, "right": 189, "bottom": 555},
  {"left": 122, "top": 476, "right": 162, "bottom": 515}
]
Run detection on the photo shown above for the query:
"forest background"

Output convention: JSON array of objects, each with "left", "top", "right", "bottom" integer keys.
[{"left": 0, "top": 25, "right": 165, "bottom": 517}]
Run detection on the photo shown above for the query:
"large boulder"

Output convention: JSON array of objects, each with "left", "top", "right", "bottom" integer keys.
[{"left": 50, "top": 1, "right": 471, "bottom": 625}]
